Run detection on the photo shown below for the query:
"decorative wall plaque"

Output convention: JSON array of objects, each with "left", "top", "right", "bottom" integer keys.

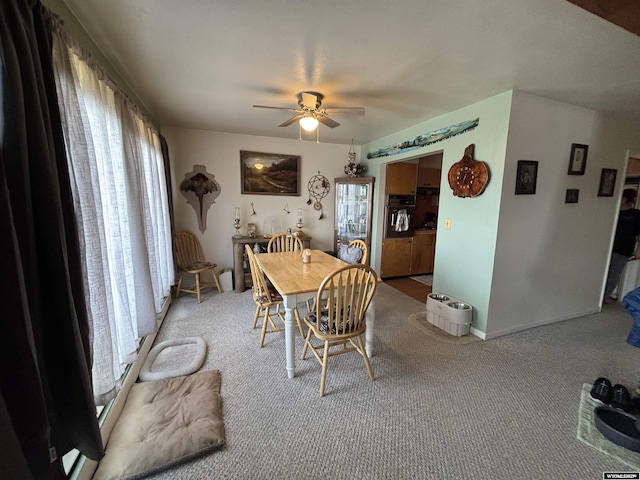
[
  {"left": 179, "top": 165, "right": 221, "bottom": 233},
  {"left": 447, "top": 144, "right": 489, "bottom": 198}
]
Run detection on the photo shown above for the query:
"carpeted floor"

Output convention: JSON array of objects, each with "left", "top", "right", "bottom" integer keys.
[{"left": 142, "top": 284, "right": 640, "bottom": 480}]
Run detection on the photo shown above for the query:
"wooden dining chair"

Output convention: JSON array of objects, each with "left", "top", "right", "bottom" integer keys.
[
  {"left": 245, "top": 245, "right": 304, "bottom": 347},
  {"left": 175, "top": 230, "right": 222, "bottom": 303},
  {"left": 267, "top": 233, "right": 304, "bottom": 253},
  {"left": 301, "top": 264, "right": 378, "bottom": 396}
]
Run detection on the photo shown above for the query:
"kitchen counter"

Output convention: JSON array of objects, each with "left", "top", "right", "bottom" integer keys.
[{"left": 414, "top": 228, "right": 437, "bottom": 234}]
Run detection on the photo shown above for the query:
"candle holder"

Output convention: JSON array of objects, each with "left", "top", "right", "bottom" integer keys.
[{"left": 234, "top": 207, "right": 242, "bottom": 238}]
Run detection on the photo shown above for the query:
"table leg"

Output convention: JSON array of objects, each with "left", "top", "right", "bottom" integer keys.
[
  {"left": 282, "top": 294, "right": 297, "bottom": 379},
  {"left": 365, "top": 300, "right": 375, "bottom": 358},
  {"left": 233, "top": 243, "right": 245, "bottom": 293}
]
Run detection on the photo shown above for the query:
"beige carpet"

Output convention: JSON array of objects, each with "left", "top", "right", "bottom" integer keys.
[
  {"left": 93, "top": 370, "right": 225, "bottom": 480},
  {"left": 576, "top": 383, "right": 640, "bottom": 469},
  {"left": 408, "top": 311, "right": 481, "bottom": 344}
]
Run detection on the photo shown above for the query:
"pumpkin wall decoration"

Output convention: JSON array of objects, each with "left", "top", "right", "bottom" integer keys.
[{"left": 447, "top": 144, "right": 489, "bottom": 198}]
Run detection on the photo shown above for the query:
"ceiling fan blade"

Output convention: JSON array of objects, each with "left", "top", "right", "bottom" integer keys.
[
  {"left": 317, "top": 115, "right": 340, "bottom": 128},
  {"left": 279, "top": 114, "right": 304, "bottom": 127},
  {"left": 322, "top": 107, "right": 365, "bottom": 115},
  {"left": 253, "top": 105, "right": 300, "bottom": 112}
]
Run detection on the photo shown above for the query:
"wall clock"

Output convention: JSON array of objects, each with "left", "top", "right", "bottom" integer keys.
[{"left": 447, "top": 144, "right": 489, "bottom": 198}]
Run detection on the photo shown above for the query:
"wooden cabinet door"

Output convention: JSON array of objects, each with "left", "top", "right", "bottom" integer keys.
[
  {"left": 411, "top": 233, "right": 435, "bottom": 274},
  {"left": 385, "top": 163, "right": 418, "bottom": 194},
  {"left": 381, "top": 238, "right": 412, "bottom": 278},
  {"left": 417, "top": 168, "right": 441, "bottom": 188}
]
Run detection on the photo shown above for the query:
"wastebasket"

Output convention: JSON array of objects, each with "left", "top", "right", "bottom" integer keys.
[{"left": 219, "top": 268, "right": 233, "bottom": 292}]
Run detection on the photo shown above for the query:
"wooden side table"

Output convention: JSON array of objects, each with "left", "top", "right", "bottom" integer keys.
[{"left": 232, "top": 236, "right": 312, "bottom": 292}]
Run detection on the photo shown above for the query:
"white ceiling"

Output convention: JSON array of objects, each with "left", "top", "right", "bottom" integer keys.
[{"left": 59, "top": 0, "right": 640, "bottom": 146}]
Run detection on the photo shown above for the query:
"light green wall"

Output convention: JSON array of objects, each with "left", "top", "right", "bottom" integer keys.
[{"left": 363, "top": 92, "right": 513, "bottom": 334}]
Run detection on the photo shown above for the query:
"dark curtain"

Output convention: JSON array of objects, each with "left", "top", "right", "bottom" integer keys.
[
  {"left": 0, "top": 0, "right": 104, "bottom": 478},
  {"left": 160, "top": 134, "right": 178, "bottom": 282}
]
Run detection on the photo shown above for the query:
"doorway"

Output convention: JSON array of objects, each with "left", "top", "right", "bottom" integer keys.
[
  {"left": 386, "top": 146, "right": 440, "bottom": 302},
  {"left": 614, "top": 155, "right": 640, "bottom": 300}
]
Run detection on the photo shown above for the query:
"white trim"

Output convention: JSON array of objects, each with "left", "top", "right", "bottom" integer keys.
[{"left": 481, "top": 307, "right": 601, "bottom": 340}]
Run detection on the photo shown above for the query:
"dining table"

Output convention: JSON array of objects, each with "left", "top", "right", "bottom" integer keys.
[{"left": 255, "top": 249, "right": 377, "bottom": 379}]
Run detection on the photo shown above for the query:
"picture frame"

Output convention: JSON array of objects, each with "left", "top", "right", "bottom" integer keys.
[
  {"left": 515, "top": 160, "right": 538, "bottom": 195},
  {"left": 565, "top": 189, "right": 579, "bottom": 204},
  {"left": 598, "top": 168, "right": 617, "bottom": 197},
  {"left": 240, "top": 150, "right": 300, "bottom": 195},
  {"left": 567, "top": 143, "right": 588, "bottom": 175}
]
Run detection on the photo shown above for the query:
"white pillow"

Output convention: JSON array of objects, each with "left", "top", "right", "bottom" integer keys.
[{"left": 338, "top": 244, "right": 363, "bottom": 264}]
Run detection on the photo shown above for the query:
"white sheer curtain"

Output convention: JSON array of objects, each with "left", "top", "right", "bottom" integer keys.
[{"left": 51, "top": 29, "right": 174, "bottom": 405}]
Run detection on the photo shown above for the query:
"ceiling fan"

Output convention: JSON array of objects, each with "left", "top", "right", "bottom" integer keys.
[{"left": 252, "top": 91, "right": 365, "bottom": 131}]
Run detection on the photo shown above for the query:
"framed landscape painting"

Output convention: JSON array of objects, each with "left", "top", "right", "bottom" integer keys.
[{"left": 240, "top": 151, "right": 300, "bottom": 195}]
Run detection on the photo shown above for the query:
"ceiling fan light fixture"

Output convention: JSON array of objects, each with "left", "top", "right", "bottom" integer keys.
[{"left": 299, "top": 114, "right": 319, "bottom": 132}]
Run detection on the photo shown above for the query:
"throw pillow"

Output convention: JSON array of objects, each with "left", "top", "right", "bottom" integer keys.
[{"left": 338, "top": 244, "right": 363, "bottom": 264}]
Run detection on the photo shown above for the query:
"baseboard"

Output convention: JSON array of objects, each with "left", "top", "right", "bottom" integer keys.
[
  {"left": 469, "top": 326, "right": 486, "bottom": 339},
  {"left": 482, "top": 307, "right": 601, "bottom": 340}
]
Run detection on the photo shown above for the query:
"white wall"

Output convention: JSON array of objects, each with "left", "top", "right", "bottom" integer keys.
[
  {"left": 162, "top": 127, "right": 358, "bottom": 273},
  {"left": 488, "top": 92, "right": 640, "bottom": 338}
]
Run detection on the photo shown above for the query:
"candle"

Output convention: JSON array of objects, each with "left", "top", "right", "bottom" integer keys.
[{"left": 302, "top": 248, "right": 311, "bottom": 263}]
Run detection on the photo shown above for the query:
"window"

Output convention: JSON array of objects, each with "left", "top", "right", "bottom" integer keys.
[{"left": 52, "top": 28, "right": 174, "bottom": 408}]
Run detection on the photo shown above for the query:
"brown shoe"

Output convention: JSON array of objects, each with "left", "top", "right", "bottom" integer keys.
[{"left": 603, "top": 296, "right": 617, "bottom": 305}]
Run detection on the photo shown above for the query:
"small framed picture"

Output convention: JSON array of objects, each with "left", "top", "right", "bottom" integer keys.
[
  {"left": 515, "top": 160, "right": 538, "bottom": 195},
  {"left": 598, "top": 168, "right": 617, "bottom": 197},
  {"left": 567, "top": 143, "right": 588, "bottom": 175},
  {"left": 565, "top": 189, "right": 579, "bottom": 204}
]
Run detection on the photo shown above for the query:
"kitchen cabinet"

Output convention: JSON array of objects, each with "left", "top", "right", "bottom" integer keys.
[
  {"left": 381, "top": 232, "right": 436, "bottom": 278},
  {"left": 385, "top": 163, "right": 417, "bottom": 195},
  {"left": 381, "top": 238, "right": 413, "bottom": 278},
  {"left": 417, "top": 167, "right": 441, "bottom": 188},
  {"left": 411, "top": 231, "right": 436, "bottom": 274},
  {"left": 334, "top": 177, "right": 375, "bottom": 256}
]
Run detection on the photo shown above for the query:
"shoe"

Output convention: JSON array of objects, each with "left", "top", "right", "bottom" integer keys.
[
  {"left": 603, "top": 296, "right": 617, "bottom": 305},
  {"left": 590, "top": 377, "right": 612, "bottom": 403},
  {"left": 610, "top": 384, "right": 632, "bottom": 411}
]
